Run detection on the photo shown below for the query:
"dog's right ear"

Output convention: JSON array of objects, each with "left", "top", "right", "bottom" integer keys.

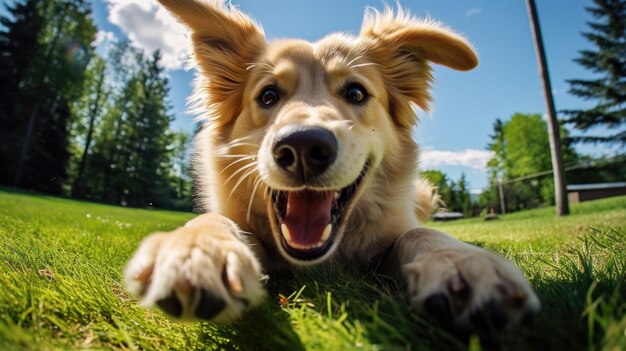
[{"left": 158, "top": 0, "right": 266, "bottom": 127}]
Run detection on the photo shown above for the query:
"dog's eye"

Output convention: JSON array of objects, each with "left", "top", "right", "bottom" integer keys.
[
  {"left": 258, "top": 86, "right": 280, "bottom": 107},
  {"left": 344, "top": 84, "right": 368, "bottom": 104}
]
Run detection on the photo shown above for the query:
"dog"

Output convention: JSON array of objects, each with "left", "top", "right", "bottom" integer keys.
[{"left": 125, "top": 0, "right": 540, "bottom": 331}]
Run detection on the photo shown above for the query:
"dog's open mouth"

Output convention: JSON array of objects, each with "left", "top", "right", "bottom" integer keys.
[{"left": 271, "top": 164, "right": 368, "bottom": 261}]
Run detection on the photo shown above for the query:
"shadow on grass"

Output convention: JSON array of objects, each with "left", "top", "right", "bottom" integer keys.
[
  {"left": 202, "top": 227, "right": 625, "bottom": 351},
  {"left": 479, "top": 227, "right": 626, "bottom": 351},
  {"left": 197, "top": 301, "right": 306, "bottom": 351},
  {"left": 205, "top": 266, "right": 468, "bottom": 351}
]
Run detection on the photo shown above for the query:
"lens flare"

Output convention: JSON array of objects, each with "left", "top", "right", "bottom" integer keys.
[{"left": 64, "top": 41, "right": 89, "bottom": 69}]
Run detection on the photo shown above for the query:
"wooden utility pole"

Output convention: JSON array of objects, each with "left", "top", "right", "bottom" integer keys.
[
  {"left": 498, "top": 180, "right": 506, "bottom": 214},
  {"left": 525, "top": 0, "right": 570, "bottom": 216}
]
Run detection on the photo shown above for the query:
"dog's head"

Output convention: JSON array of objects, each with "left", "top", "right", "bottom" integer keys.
[{"left": 159, "top": 0, "right": 477, "bottom": 265}]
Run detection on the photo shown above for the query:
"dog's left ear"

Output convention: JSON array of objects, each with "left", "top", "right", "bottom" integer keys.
[{"left": 360, "top": 7, "right": 478, "bottom": 127}]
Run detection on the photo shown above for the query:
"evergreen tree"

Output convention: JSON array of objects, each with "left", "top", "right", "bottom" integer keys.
[
  {"left": 169, "top": 132, "right": 193, "bottom": 210},
  {"left": 0, "top": 0, "right": 96, "bottom": 193},
  {"left": 70, "top": 56, "right": 109, "bottom": 197},
  {"left": 456, "top": 173, "right": 473, "bottom": 216},
  {"left": 0, "top": 0, "right": 45, "bottom": 185},
  {"left": 563, "top": 0, "right": 626, "bottom": 145},
  {"left": 124, "top": 50, "right": 175, "bottom": 208},
  {"left": 87, "top": 47, "right": 177, "bottom": 208}
]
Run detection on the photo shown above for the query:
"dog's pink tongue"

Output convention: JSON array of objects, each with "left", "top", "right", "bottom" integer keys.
[{"left": 283, "top": 190, "right": 333, "bottom": 246}]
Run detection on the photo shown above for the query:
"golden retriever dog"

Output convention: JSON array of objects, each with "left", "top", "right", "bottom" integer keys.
[{"left": 125, "top": 0, "right": 540, "bottom": 331}]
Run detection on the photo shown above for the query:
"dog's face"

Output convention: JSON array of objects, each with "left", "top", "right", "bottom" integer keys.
[{"left": 159, "top": 0, "right": 477, "bottom": 265}]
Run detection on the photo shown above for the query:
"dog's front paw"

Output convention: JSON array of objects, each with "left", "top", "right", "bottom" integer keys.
[
  {"left": 124, "top": 215, "right": 265, "bottom": 322},
  {"left": 404, "top": 246, "right": 540, "bottom": 331}
]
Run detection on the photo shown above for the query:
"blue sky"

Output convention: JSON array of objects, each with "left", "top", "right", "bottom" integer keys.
[{"left": 89, "top": 0, "right": 608, "bottom": 192}]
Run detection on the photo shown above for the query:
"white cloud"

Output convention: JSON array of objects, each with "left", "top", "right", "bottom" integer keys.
[
  {"left": 470, "top": 188, "right": 484, "bottom": 195},
  {"left": 105, "top": 0, "right": 190, "bottom": 70},
  {"left": 93, "top": 30, "right": 118, "bottom": 57},
  {"left": 465, "top": 8, "right": 483, "bottom": 17},
  {"left": 421, "top": 149, "right": 494, "bottom": 170},
  {"left": 93, "top": 30, "right": 117, "bottom": 46}
]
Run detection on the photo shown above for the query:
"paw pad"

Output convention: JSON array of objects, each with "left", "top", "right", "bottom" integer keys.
[
  {"left": 156, "top": 292, "right": 183, "bottom": 318},
  {"left": 469, "top": 300, "right": 508, "bottom": 330},
  {"left": 423, "top": 293, "right": 453, "bottom": 325},
  {"left": 196, "top": 289, "right": 227, "bottom": 320}
]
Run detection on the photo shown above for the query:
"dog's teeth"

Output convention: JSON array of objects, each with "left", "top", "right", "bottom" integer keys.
[
  {"left": 334, "top": 192, "right": 340, "bottom": 200},
  {"left": 321, "top": 224, "right": 332, "bottom": 241},
  {"left": 281, "top": 223, "right": 292, "bottom": 242}
]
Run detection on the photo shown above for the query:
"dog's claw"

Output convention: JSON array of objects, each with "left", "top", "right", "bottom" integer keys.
[{"left": 223, "top": 251, "right": 244, "bottom": 295}]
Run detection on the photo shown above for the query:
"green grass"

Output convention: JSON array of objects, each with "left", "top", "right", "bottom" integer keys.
[{"left": 0, "top": 187, "right": 624, "bottom": 350}]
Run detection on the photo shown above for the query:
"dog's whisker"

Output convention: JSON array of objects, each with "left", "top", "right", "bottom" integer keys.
[
  {"left": 262, "top": 183, "right": 269, "bottom": 200},
  {"left": 216, "top": 154, "right": 256, "bottom": 159},
  {"left": 246, "top": 176, "right": 265, "bottom": 223},
  {"left": 226, "top": 135, "right": 256, "bottom": 145},
  {"left": 350, "top": 62, "right": 380, "bottom": 69},
  {"left": 224, "top": 142, "right": 260, "bottom": 149},
  {"left": 218, "top": 136, "right": 258, "bottom": 153},
  {"left": 224, "top": 162, "right": 257, "bottom": 185},
  {"left": 227, "top": 166, "right": 258, "bottom": 202},
  {"left": 245, "top": 62, "right": 274, "bottom": 73},
  {"left": 221, "top": 157, "right": 256, "bottom": 175},
  {"left": 346, "top": 54, "right": 364, "bottom": 68}
]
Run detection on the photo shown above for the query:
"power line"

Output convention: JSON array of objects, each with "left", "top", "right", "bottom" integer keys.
[
  {"left": 500, "top": 153, "right": 626, "bottom": 185},
  {"left": 493, "top": 153, "right": 625, "bottom": 213}
]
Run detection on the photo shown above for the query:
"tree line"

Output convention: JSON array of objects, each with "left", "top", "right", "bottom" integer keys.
[
  {"left": 1, "top": 0, "right": 624, "bottom": 214},
  {"left": 423, "top": 0, "right": 626, "bottom": 216},
  {"left": 0, "top": 0, "right": 192, "bottom": 210}
]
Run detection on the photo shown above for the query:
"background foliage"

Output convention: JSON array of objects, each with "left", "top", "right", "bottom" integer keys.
[{"left": 0, "top": 0, "right": 192, "bottom": 210}]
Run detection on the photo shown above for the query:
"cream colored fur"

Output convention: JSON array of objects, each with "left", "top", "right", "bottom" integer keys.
[{"left": 125, "top": 0, "right": 539, "bottom": 330}]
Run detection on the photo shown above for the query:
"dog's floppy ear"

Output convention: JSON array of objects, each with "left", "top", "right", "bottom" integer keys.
[
  {"left": 360, "top": 7, "right": 478, "bottom": 127},
  {"left": 158, "top": 0, "right": 266, "bottom": 127}
]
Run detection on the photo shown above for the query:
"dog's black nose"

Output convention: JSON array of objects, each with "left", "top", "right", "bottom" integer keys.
[{"left": 273, "top": 126, "right": 337, "bottom": 180}]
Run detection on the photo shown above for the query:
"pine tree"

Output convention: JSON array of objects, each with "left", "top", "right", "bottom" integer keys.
[
  {"left": 0, "top": 0, "right": 96, "bottom": 193},
  {"left": 563, "top": 0, "right": 626, "bottom": 145},
  {"left": 0, "top": 0, "right": 45, "bottom": 185},
  {"left": 456, "top": 173, "right": 473, "bottom": 216},
  {"left": 87, "top": 47, "right": 177, "bottom": 208},
  {"left": 70, "top": 56, "right": 109, "bottom": 197},
  {"left": 124, "top": 50, "right": 175, "bottom": 208}
]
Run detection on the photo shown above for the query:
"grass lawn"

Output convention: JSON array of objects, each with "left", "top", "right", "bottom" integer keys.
[{"left": 0, "top": 187, "right": 624, "bottom": 350}]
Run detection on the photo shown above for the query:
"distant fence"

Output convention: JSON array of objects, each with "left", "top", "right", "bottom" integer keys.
[{"left": 492, "top": 154, "right": 626, "bottom": 213}]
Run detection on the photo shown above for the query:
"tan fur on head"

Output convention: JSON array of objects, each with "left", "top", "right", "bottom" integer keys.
[{"left": 158, "top": 0, "right": 477, "bottom": 265}]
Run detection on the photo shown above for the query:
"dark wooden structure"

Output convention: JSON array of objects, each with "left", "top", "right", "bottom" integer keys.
[{"left": 567, "top": 182, "right": 626, "bottom": 203}]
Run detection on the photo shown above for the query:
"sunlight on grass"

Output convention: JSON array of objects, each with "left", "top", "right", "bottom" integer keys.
[{"left": 0, "top": 188, "right": 624, "bottom": 350}]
